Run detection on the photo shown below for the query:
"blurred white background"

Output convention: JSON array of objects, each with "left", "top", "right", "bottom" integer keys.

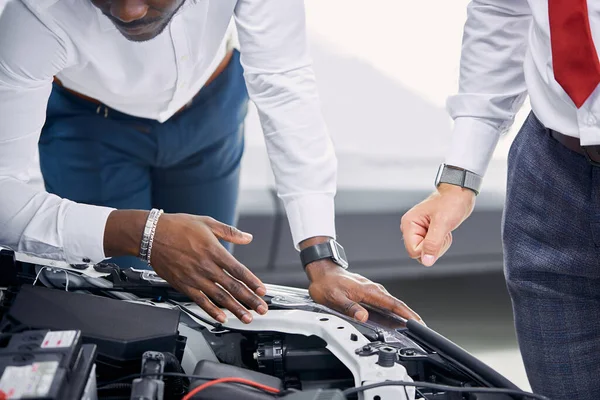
[
  {"left": 0, "top": 0, "right": 531, "bottom": 390},
  {"left": 241, "top": 0, "right": 531, "bottom": 200}
]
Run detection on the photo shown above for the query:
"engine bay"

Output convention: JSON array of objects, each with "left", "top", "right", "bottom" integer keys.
[{"left": 0, "top": 250, "right": 547, "bottom": 400}]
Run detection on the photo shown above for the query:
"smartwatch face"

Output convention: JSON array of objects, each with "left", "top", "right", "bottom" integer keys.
[{"left": 331, "top": 241, "right": 349, "bottom": 268}]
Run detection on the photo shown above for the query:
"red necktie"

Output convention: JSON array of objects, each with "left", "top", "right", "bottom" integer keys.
[{"left": 549, "top": 0, "right": 600, "bottom": 108}]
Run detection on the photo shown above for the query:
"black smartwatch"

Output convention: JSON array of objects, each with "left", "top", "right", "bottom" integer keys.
[{"left": 300, "top": 239, "right": 349, "bottom": 270}]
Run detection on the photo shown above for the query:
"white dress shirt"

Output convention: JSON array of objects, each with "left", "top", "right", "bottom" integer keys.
[
  {"left": 446, "top": 0, "right": 600, "bottom": 177},
  {"left": 0, "top": 0, "right": 336, "bottom": 264}
]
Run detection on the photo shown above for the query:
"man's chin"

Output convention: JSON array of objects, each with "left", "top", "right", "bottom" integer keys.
[
  {"left": 116, "top": 22, "right": 169, "bottom": 43},
  {"left": 119, "top": 31, "right": 159, "bottom": 42}
]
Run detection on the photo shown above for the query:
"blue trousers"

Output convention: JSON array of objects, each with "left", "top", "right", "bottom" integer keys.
[
  {"left": 503, "top": 113, "right": 600, "bottom": 399},
  {"left": 39, "top": 51, "right": 249, "bottom": 269}
]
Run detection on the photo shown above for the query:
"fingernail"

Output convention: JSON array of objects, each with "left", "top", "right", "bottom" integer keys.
[
  {"left": 243, "top": 232, "right": 253, "bottom": 240},
  {"left": 256, "top": 287, "right": 267, "bottom": 296},
  {"left": 242, "top": 313, "right": 252, "bottom": 324},
  {"left": 257, "top": 305, "right": 268, "bottom": 315},
  {"left": 422, "top": 254, "right": 435, "bottom": 267},
  {"left": 354, "top": 311, "right": 368, "bottom": 322},
  {"left": 217, "top": 314, "right": 227, "bottom": 324}
]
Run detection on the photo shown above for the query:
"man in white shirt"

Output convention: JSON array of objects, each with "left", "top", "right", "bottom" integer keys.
[
  {"left": 402, "top": 1, "right": 600, "bottom": 398},
  {"left": 0, "top": 0, "right": 423, "bottom": 326}
]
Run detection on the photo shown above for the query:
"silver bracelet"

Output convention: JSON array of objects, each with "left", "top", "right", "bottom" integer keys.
[
  {"left": 146, "top": 209, "right": 163, "bottom": 266},
  {"left": 139, "top": 208, "right": 163, "bottom": 265}
]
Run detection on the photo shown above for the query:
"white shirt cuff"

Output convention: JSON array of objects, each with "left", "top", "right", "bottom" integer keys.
[
  {"left": 445, "top": 117, "right": 502, "bottom": 177},
  {"left": 62, "top": 202, "right": 115, "bottom": 264},
  {"left": 283, "top": 194, "right": 336, "bottom": 250}
]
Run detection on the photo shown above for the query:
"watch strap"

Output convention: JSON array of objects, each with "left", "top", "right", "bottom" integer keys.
[
  {"left": 300, "top": 242, "right": 334, "bottom": 268},
  {"left": 437, "top": 165, "right": 482, "bottom": 195},
  {"left": 300, "top": 240, "right": 349, "bottom": 270}
]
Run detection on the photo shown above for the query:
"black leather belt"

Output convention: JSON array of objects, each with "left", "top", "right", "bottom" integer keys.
[{"left": 550, "top": 130, "right": 600, "bottom": 166}]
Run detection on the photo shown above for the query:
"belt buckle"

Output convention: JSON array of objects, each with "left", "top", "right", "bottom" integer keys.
[{"left": 582, "top": 146, "right": 600, "bottom": 167}]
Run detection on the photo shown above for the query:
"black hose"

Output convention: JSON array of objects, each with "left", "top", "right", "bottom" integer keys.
[
  {"left": 97, "top": 382, "right": 133, "bottom": 400},
  {"left": 162, "top": 352, "right": 189, "bottom": 399},
  {"left": 98, "top": 383, "right": 133, "bottom": 391}
]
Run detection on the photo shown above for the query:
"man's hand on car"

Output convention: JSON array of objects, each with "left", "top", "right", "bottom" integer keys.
[
  {"left": 401, "top": 183, "right": 476, "bottom": 267},
  {"left": 105, "top": 211, "right": 268, "bottom": 325},
  {"left": 300, "top": 237, "right": 423, "bottom": 324},
  {"left": 306, "top": 260, "right": 424, "bottom": 324},
  {"left": 150, "top": 214, "right": 271, "bottom": 324}
]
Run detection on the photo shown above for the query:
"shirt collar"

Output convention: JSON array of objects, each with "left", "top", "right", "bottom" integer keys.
[{"left": 96, "top": 0, "right": 200, "bottom": 32}]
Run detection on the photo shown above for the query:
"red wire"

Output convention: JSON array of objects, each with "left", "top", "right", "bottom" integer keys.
[{"left": 182, "top": 377, "right": 281, "bottom": 400}]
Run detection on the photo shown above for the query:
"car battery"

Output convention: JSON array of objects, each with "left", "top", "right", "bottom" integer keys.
[
  {"left": 4, "top": 285, "right": 182, "bottom": 382},
  {"left": 0, "top": 329, "right": 97, "bottom": 400}
]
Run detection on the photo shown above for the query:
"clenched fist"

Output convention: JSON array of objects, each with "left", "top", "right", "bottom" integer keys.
[{"left": 401, "top": 184, "right": 476, "bottom": 267}]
